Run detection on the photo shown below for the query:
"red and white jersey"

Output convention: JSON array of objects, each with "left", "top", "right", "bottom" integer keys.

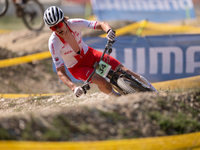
[{"left": 48, "top": 19, "right": 98, "bottom": 68}]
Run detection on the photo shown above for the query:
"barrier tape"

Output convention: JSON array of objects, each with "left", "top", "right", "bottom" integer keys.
[
  {"left": 134, "top": 21, "right": 200, "bottom": 36},
  {"left": 0, "top": 131, "right": 200, "bottom": 150},
  {"left": 0, "top": 51, "right": 51, "bottom": 68},
  {"left": 0, "top": 29, "right": 10, "bottom": 34},
  {"left": 100, "top": 20, "right": 200, "bottom": 37},
  {"left": 136, "top": 19, "right": 148, "bottom": 36},
  {"left": 99, "top": 20, "right": 141, "bottom": 37},
  {"left": 0, "top": 93, "right": 64, "bottom": 99},
  {"left": 152, "top": 75, "right": 200, "bottom": 90}
]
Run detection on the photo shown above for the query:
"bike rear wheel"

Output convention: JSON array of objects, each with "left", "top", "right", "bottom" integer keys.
[
  {"left": 0, "top": 0, "right": 8, "bottom": 16},
  {"left": 117, "top": 77, "right": 152, "bottom": 94},
  {"left": 22, "top": 0, "right": 44, "bottom": 31}
]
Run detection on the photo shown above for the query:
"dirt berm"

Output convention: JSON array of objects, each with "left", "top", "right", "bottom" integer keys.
[
  {"left": 0, "top": 90, "right": 200, "bottom": 141},
  {"left": 0, "top": 23, "right": 200, "bottom": 141}
]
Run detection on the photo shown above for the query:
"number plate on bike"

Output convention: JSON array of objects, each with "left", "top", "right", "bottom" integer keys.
[{"left": 95, "top": 61, "right": 111, "bottom": 78}]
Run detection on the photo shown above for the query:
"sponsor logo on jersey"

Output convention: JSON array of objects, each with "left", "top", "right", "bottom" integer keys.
[
  {"left": 56, "top": 61, "right": 61, "bottom": 66},
  {"left": 86, "top": 70, "right": 91, "bottom": 77},
  {"left": 78, "top": 39, "right": 81, "bottom": 44},
  {"left": 74, "top": 31, "right": 80, "bottom": 37},
  {"left": 64, "top": 50, "right": 73, "bottom": 55},
  {"left": 55, "top": 57, "right": 59, "bottom": 61},
  {"left": 51, "top": 43, "right": 55, "bottom": 55},
  {"left": 72, "top": 20, "right": 83, "bottom": 23},
  {"left": 88, "top": 21, "right": 97, "bottom": 29}
]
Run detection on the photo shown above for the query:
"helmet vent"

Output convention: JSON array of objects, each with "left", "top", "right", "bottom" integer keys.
[{"left": 43, "top": 6, "right": 64, "bottom": 27}]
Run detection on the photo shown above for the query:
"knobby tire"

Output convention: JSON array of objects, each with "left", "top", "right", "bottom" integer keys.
[
  {"left": 117, "top": 77, "right": 151, "bottom": 94},
  {"left": 0, "top": 0, "right": 8, "bottom": 16},
  {"left": 22, "top": 0, "right": 44, "bottom": 31}
]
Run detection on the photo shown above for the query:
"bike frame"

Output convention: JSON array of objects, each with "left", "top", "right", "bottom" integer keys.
[
  {"left": 81, "top": 40, "right": 130, "bottom": 94},
  {"left": 81, "top": 40, "right": 153, "bottom": 95}
]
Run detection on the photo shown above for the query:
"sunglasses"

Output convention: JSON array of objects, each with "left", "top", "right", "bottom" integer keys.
[{"left": 50, "top": 21, "right": 64, "bottom": 31}]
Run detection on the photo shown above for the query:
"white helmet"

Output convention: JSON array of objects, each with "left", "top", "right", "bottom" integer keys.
[{"left": 43, "top": 6, "right": 64, "bottom": 27}]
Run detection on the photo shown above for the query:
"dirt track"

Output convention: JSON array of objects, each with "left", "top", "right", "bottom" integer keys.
[
  {"left": 0, "top": 90, "right": 200, "bottom": 141},
  {"left": 0, "top": 22, "right": 200, "bottom": 141}
]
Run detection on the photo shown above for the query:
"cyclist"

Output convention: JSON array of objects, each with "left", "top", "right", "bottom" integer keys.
[
  {"left": 44, "top": 6, "right": 157, "bottom": 97},
  {"left": 14, "top": 0, "right": 26, "bottom": 17}
]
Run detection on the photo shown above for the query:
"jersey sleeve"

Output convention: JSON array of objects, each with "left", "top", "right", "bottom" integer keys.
[
  {"left": 48, "top": 40, "right": 64, "bottom": 69},
  {"left": 68, "top": 19, "right": 98, "bottom": 30}
]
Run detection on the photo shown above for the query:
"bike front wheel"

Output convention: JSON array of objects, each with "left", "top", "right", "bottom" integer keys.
[
  {"left": 22, "top": 0, "right": 44, "bottom": 31},
  {"left": 0, "top": 0, "right": 8, "bottom": 16},
  {"left": 117, "top": 77, "right": 152, "bottom": 94}
]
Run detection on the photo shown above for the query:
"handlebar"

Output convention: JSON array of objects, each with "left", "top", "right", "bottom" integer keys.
[
  {"left": 100, "top": 40, "right": 115, "bottom": 60},
  {"left": 81, "top": 40, "right": 116, "bottom": 94}
]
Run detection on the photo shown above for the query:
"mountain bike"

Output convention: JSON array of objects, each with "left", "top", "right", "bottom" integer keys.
[
  {"left": 0, "top": 0, "right": 44, "bottom": 31},
  {"left": 81, "top": 40, "right": 155, "bottom": 95}
]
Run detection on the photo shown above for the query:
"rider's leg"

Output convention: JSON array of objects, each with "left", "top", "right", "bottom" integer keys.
[
  {"left": 115, "top": 64, "right": 157, "bottom": 92},
  {"left": 70, "top": 65, "right": 121, "bottom": 96},
  {"left": 92, "top": 73, "right": 121, "bottom": 96}
]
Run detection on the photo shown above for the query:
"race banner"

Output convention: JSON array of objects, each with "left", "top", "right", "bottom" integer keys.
[
  {"left": 90, "top": 0, "right": 196, "bottom": 22},
  {"left": 53, "top": 34, "right": 200, "bottom": 83}
]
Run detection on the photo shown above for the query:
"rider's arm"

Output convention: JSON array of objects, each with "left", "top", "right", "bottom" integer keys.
[
  {"left": 95, "top": 21, "right": 116, "bottom": 41},
  {"left": 95, "top": 21, "right": 112, "bottom": 33},
  {"left": 56, "top": 66, "right": 77, "bottom": 92},
  {"left": 67, "top": 19, "right": 112, "bottom": 33}
]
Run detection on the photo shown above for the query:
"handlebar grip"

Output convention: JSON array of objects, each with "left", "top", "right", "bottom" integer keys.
[
  {"left": 85, "top": 85, "right": 90, "bottom": 90},
  {"left": 81, "top": 84, "right": 90, "bottom": 94},
  {"left": 83, "top": 88, "right": 87, "bottom": 94}
]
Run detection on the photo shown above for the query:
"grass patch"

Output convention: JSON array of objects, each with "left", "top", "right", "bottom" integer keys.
[
  {"left": 99, "top": 110, "right": 125, "bottom": 122},
  {"left": 148, "top": 111, "right": 200, "bottom": 135},
  {"left": 0, "top": 16, "right": 26, "bottom": 30},
  {"left": 14, "top": 106, "right": 23, "bottom": 112},
  {"left": 8, "top": 102, "right": 16, "bottom": 107},
  {"left": 42, "top": 129, "right": 61, "bottom": 141},
  {"left": 0, "top": 128, "right": 12, "bottom": 140}
]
